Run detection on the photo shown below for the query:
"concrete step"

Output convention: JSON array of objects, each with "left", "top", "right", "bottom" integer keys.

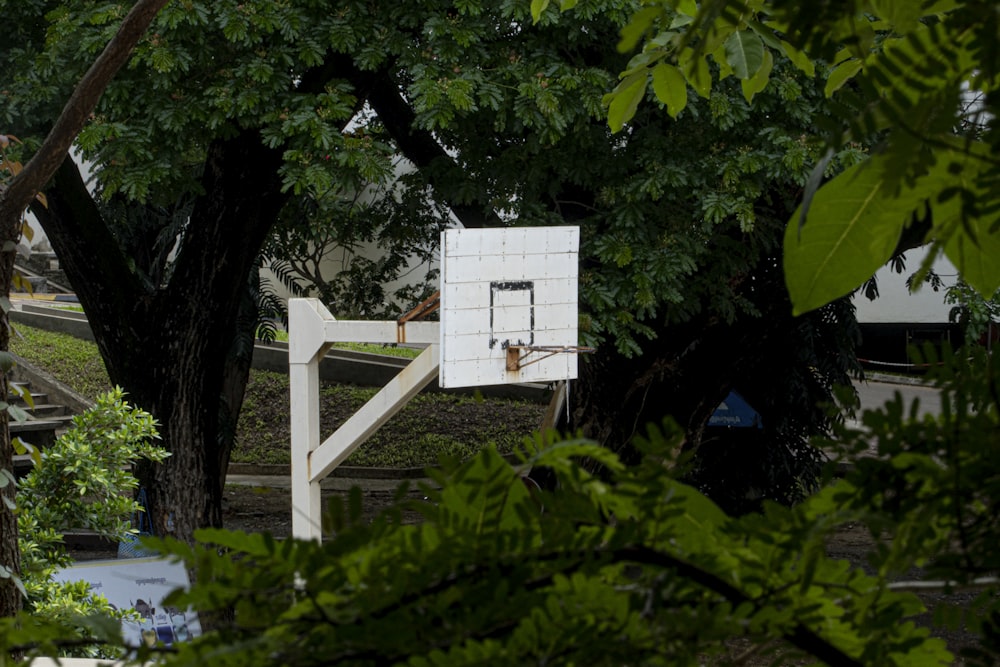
[
  {"left": 8, "top": 379, "right": 79, "bottom": 477},
  {"left": 10, "top": 419, "right": 61, "bottom": 450},
  {"left": 24, "top": 403, "right": 71, "bottom": 418},
  {"left": 9, "top": 382, "right": 48, "bottom": 407}
]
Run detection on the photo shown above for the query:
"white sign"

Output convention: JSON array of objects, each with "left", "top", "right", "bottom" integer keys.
[
  {"left": 51, "top": 558, "right": 202, "bottom": 648},
  {"left": 440, "top": 226, "right": 580, "bottom": 388}
]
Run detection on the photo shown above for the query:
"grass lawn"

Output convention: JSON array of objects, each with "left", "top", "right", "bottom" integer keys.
[{"left": 10, "top": 323, "right": 545, "bottom": 468}]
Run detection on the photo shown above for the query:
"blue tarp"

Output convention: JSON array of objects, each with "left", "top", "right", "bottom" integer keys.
[{"left": 708, "top": 391, "right": 762, "bottom": 428}]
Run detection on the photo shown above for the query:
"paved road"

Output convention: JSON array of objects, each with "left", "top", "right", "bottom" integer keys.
[{"left": 854, "top": 378, "right": 941, "bottom": 419}]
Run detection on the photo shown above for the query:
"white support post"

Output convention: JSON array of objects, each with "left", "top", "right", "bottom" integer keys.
[
  {"left": 289, "top": 299, "right": 334, "bottom": 541},
  {"left": 288, "top": 298, "right": 440, "bottom": 541},
  {"left": 290, "top": 360, "right": 324, "bottom": 541}
]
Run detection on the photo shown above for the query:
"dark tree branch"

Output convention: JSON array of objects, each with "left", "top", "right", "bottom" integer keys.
[
  {"left": 1, "top": 0, "right": 171, "bottom": 216},
  {"left": 30, "top": 156, "right": 144, "bottom": 311},
  {"left": 365, "top": 70, "right": 501, "bottom": 229},
  {"left": 288, "top": 542, "right": 865, "bottom": 667}
]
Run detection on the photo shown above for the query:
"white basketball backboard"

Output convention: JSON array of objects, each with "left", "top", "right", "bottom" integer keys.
[{"left": 440, "top": 226, "right": 579, "bottom": 388}]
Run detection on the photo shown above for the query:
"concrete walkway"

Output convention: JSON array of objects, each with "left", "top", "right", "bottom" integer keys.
[
  {"left": 225, "top": 472, "right": 423, "bottom": 491},
  {"left": 856, "top": 375, "right": 942, "bottom": 420}
]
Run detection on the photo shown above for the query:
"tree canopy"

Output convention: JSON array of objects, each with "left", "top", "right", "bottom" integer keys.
[
  {"left": 1, "top": 0, "right": 863, "bottom": 539},
  {"left": 3, "top": 2, "right": 1000, "bottom": 662},
  {"left": 540, "top": 0, "right": 1000, "bottom": 314}
]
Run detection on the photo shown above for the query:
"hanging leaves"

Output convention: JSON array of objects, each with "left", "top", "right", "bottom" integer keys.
[
  {"left": 783, "top": 155, "right": 914, "bottom": 315},
  {"left": 723, "top": 30, "right": 764, "bottom": 80},
  {"left": 741, "top": 48, "right": 773, "bottom": 103},
  {"left": 651, "top": 62, "right": 687, "bottom": 117}
]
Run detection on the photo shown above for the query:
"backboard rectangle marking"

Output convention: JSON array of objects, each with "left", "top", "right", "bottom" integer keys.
[{"left": 489, "top": 281, "right": 534, "bottom": 349}]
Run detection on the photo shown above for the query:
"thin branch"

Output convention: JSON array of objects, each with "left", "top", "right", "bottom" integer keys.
[
  {"left": 1, "top": 0, "right": 171, "bottom": 216},
  {"left": 292, "top": 541, "right": 864, "bottom": 667}
]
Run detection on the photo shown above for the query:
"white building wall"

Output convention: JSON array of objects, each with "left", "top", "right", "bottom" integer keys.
[{"left": 852, "top": 247, "right": 957, "bottom": 324}]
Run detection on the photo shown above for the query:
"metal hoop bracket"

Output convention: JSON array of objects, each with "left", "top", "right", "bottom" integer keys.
[{"left": 505, "top": 345, "right": 595, "bottom": 371}]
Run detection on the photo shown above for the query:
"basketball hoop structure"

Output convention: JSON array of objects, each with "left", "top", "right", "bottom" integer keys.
[
  {"left": 289, "top": 226, "right": 586, "bottom": 540},
  {"left": 504, "top": 344, "right": 594, "bottom": 371}
]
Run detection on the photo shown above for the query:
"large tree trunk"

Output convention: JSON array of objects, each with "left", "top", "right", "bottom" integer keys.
[{"left": 36, "top": 131, "right": 286, "bottom": 542}]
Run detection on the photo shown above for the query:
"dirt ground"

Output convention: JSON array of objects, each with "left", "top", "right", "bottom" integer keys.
[{"left": 221, "top": 478, "right": 429, "bottom": 536}]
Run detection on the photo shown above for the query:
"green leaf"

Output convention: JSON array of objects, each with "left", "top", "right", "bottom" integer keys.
[
  {"left": 651, "top": 63, "right": 687, "bottom": 118},
  {"left": 871, "top": 0, "right": 923, "bottom": 33},
  {"left": 9, "top": 382, "right": 34, "bottom": 409},
  {"left": 679, "top": 49, "right": 711, "bottom": 99},
  {"left": 784, "top": 155, "right": 921, "bottom": 315},
  {"left": 75, "top": 612, "right": 128, "bottom": 644},
  {"left": 711, "top": 44, "right": 734, "bottom": 80},
  {"left": 0, "top": 565, "right": 26, "bottom": 596},
  {"left": 618, "top": 6, "right": 662, "bottom": 53},
  {"left": 741, "top": 49, "right": 773, "bottom": 103},
  {"left": 530, "top": 0, "right": 549, "bottom": 23},
  {"left": 0, "top": 351, "right": 15, "bottom": 373},
  {"left": 439, "top": 448, "right": 532, "bottom": 534},
  {"left": 780, "top": 39, "right": 816, "bottom": 78},
  {"left": 606, "top": 71, "right": 647, "bottom": 133},
  {"left": 12, "top": 437, "right": 41, "bottom": 464},
  {"left": 674, "top": 0, "right": 698, "bottom": 16},
  {"left": 926, "top": 141, "right": 1000, "bottom": 297},
  {"left": 724, "top": 30, "right": 764, "bottom": 80},
  {"left": 824, "top": 58, "right": 863, "bottom": 97},
  {"left": 7, "top": 403, "right": 30, "bottom": 423},
  {"left": 942, "top": 211, "right": 1000, "bottom": 298}
]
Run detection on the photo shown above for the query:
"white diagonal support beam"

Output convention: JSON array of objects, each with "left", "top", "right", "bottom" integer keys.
[
  {"left": 309, "top": 344, "right": 439, "bottom": 483},
  {"left": 289, "top": 298, "right": 440, "bottom": 541}
]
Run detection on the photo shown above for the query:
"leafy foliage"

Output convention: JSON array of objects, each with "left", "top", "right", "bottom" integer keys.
[
  {"left": 16, "top": 388, "right": 167, "bottom": 656},
  {"left": 113, "top": 428, "right": 949, "bottom": 666},
  {"left": 820, "top": 344, "right": 1000, "bottom": 665},
  {"left": 581, "top": 0, "right": 1000, "bottom": 314},
  {"left": 264, "top": 170, "right": 447, "bottom": 319},
  {"left": 943, "top": 280, "right": 1000, "bottom": 347},
  {"left": 8, "top": 355, "right": 1000, "bottom": 663},
  {"left": 18, "top": 389, "right": 166, "bottom": 583}
]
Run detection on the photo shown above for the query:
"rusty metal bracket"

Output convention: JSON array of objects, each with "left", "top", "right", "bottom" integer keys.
[
  {"left": 396, "top": 290, "right": 440, "bottom": 343},
  {"left": 505, "top": 345, "right": 595, "bottom": 371}
]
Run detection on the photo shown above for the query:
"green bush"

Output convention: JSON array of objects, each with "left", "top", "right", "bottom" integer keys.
[
  {"left": 8, "top": 351, "right": 1000, "bottom": 663},
  {"left": 16, "top": 388, "right": 168, "bottom": 657}
]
